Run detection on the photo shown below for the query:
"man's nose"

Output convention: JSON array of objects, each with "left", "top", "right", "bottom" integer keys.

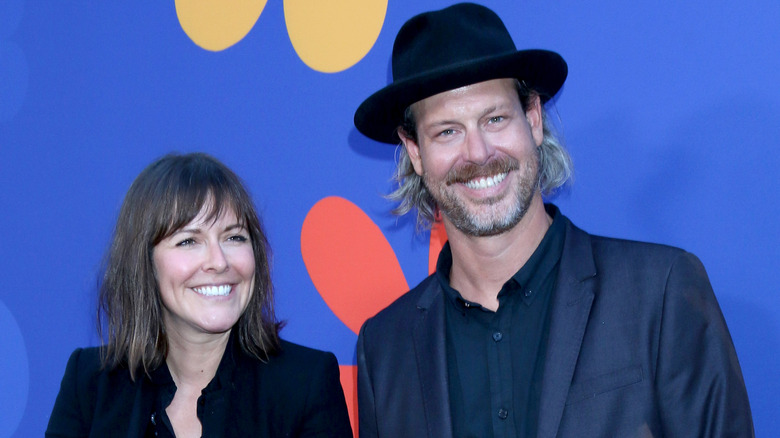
[{"left": 464, "top": 129, "right": 491, "bottom": 164}]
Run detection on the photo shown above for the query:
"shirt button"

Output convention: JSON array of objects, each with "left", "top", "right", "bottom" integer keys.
[
  {"left": 524, "top": 289, "right": 532, "bottom": 297},
  {"left": 492, "top": 332, "right": 503, "bottom": 342},
  {"left": 498, "top": 408, "right": 509, "bottom": 419}
]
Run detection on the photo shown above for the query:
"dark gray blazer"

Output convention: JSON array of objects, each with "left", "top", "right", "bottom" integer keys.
[{"left": 357, "top": 215, "right": 753, "bottom": 437}]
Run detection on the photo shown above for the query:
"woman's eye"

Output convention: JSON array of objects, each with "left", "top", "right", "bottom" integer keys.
[
  {"left": 228, "top": 234, "right": 249, "bottom": 243},
  {"left": 176, "top": 238, "right": 196, "bottom": 247}
]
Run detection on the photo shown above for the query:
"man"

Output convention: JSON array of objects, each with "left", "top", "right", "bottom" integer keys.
[{"left": 353, "top": 3, "right": 753, "bottom": 438}]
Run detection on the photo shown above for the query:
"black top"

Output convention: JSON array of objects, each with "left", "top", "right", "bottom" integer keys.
[
  {"left": 438, "top": 205, "right": 566, "bottom": 437},
  {"left": 47, "top": 333, "right": 353, "bottom": 438},
  {"left": 144, "top": 333, "right": 269, "bottom": 437}
]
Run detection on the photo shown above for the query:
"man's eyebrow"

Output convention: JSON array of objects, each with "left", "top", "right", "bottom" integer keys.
[
  {"left": 479, "top": 105, "right": 499, "bottom": 119},
  {"left": 427, "top": 119, "right": 460, "bottom": 128},
  {"left": 423, "top": 104, "right": 511, "bottom": 129}
]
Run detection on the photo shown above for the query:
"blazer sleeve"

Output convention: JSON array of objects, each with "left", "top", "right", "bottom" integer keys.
[
  {"left": 46, "top": 348, "right": 92, "bottom": 438},
  {"left": 655, "top": 252, "right": 754, "bottom": 437},
  {"left": 297, "top": 350, "right": 353, "bottom": 438},
  {"left": 356, "top": 320, "right": 378, "bottom": 438}
]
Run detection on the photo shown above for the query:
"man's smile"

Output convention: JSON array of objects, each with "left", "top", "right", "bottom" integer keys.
[{"left": 463, "top": 172, "right": 508, "bottom": 190}]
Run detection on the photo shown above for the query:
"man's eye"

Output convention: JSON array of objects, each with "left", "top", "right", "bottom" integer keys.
[
  {"left": 439, "top": 129, "right": 455, "bottom": 137},
  {"left": 176, "top": 238, "right": 195, "bottom": 247},
  {"left": 489, "top": 116, "right": 504, "bottom": 123}
]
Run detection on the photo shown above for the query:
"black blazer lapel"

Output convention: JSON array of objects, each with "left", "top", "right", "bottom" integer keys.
[
  {"left": 124, "top": 376, "right": 159, "bottom": 438},
  {"left": 412, "top": 280, "right": 454, "bottom": 438},
  {"left": 537, "top": 220, "right": 597, "bottom": 438}
]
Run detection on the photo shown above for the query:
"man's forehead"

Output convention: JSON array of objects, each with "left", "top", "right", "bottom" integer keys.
[{"left": 411, "top": 78, "right": 519, "bottom": 120}]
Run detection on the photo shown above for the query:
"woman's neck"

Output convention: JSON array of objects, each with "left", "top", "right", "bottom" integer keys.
[
  {"left": 163, "top": 329, "right": 231, "bottom": 438},
  {"left": 165, "top": 329, "right": 230, "bottom": 389}
]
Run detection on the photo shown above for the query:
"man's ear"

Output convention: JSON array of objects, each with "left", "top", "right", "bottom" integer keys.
[
  {"left": 525, "top": 94, "right": 544, "bottom": 147},
  {"left": 398, "top": 129, "right": 424, "bottom": 176}
]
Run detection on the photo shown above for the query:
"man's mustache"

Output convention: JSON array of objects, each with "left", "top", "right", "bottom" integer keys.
[{"left": 445, "top": 157, "right": 520, "bottom": 186}]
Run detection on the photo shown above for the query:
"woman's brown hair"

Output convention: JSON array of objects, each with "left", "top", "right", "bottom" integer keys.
[{"left": 98, "top": 152, "right": 280, "bottom": 379}]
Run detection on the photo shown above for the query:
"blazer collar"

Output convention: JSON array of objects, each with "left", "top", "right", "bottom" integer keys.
[{"left": 537, "top": 217, "right": 597, "bottom": 438}]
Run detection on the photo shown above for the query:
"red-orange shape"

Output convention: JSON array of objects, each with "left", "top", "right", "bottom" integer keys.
[
  {"left": 428, "top": 218, "right": 447, "bottom": 274},
  {"left": 301, "top": 196, "right": 409, "bottom": 334},
  {"left": 339, "top": 364, "right": 358, "bottom": 437}
]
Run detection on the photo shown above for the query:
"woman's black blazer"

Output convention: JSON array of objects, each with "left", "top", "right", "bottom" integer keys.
[{"left": 46, "top": 337, "right": 353, "bottom": 437}]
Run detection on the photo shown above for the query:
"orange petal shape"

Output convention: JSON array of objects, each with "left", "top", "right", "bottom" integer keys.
[
  {"left": 175, "top": 0, "right": 267, "bottom": 51},
  {"left": 284, "top": 0, "right": 387, "bottom": 73},
  {"left": 339, "top": 364, "right": 358, "bottom": 437},
  {"left": 301, "top": 196, "right": 408, "bottom": 334},
  {"left": 428, "top": 219, "right": 448, "bottom": 275}
]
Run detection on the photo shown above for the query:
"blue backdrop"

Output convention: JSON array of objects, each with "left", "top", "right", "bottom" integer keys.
[{"left": 1, "top": 1, "right": 778, "bottom": 436}]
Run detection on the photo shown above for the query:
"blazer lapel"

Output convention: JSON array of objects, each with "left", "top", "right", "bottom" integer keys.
[
  {"left": 537, "top": 220, "right": 597, "bottom": 438},
  {"left": 412, "top": 279, "right": 454, "bottom": 438},
  {"left": 126, "top": 382, "right": 156, "bottom": 438},
  {"left": 125, "top": 366, "right": 170, "bottom": 438}
]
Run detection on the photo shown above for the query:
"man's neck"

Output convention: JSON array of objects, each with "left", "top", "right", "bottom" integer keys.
[{"left": 445, "top": 198, "right": 552, "bottom": 311}]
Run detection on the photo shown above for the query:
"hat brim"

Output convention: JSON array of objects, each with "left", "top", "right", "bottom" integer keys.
[{"left": 354, "top": 49, "right": 567, "bottom": 144}]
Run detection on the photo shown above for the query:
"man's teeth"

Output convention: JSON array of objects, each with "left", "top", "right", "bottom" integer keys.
[
  {"left": 194, "top": 285, "right": 232, "bottom": 296},
  {"left": 465, "top": 172, "right": 507, "bottom": 189}
]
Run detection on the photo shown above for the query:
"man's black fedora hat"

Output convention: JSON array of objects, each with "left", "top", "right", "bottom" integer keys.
[{"left": 354, "top": 2, "right": 567, "bottom": 144}]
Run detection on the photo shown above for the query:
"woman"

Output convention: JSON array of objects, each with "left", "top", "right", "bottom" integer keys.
[{"left": 47, "top": 153, "right": 353, "bottom": 437}]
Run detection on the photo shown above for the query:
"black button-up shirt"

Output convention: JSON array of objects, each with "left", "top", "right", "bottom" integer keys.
[{"left": 438, "top": 205, "right": 566, "bottom": 438}]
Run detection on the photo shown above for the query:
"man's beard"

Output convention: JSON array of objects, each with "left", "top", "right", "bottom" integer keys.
[{"left": 423, "top": 152, "right": 540, "bottom": 237}]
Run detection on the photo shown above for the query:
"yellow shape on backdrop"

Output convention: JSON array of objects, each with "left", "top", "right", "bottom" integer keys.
[
  {"left": 176, "top": 0, "right": 267, "bottom": 51},
  {"left": 284, "top": 0, "right": 388, "bottom": 73}
]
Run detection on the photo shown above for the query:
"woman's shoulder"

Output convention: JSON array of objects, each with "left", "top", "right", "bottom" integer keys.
[
  {"left": 222, "top": 342, "right": 352, "bottom": 435},
  {"left": 235, "top": 339, "right": 339, "bottom": 379},
  {"left": 271, "top": 340, "right": 339, "bottom": 369},
  {"left": 278, "top": 339, "right": 337, "bottom": 359},
  {"left": 47, "top": 346, "right": 139, "bottom": 436},
  {"left": 61, "top": 346, "right": 105, "bottom": 380},
  {"left": 60, "top": 346, "right": 137, "bottom": 390}
]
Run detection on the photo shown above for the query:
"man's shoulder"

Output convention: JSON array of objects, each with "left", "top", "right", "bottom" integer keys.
[
  {"left": 561, "top": 216, "right": 708, "bottom": 287},
  {"left": 566, "top": 227, "right": 712, "bottom": 296},
  {"left": 360, "top": 274, "right": 439, "bottom": 333},
  {"left": 380, "top": 273, "right": 438, "bottom": 315},
  {"left": 590, "top": 233, "right": 685, "bottom": 254},
  {"left": 587, "top": 232, "right": 694, "bottom": 265},
  {"left": 563, "top": 215, "right": 693, "bottom": 263}
]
